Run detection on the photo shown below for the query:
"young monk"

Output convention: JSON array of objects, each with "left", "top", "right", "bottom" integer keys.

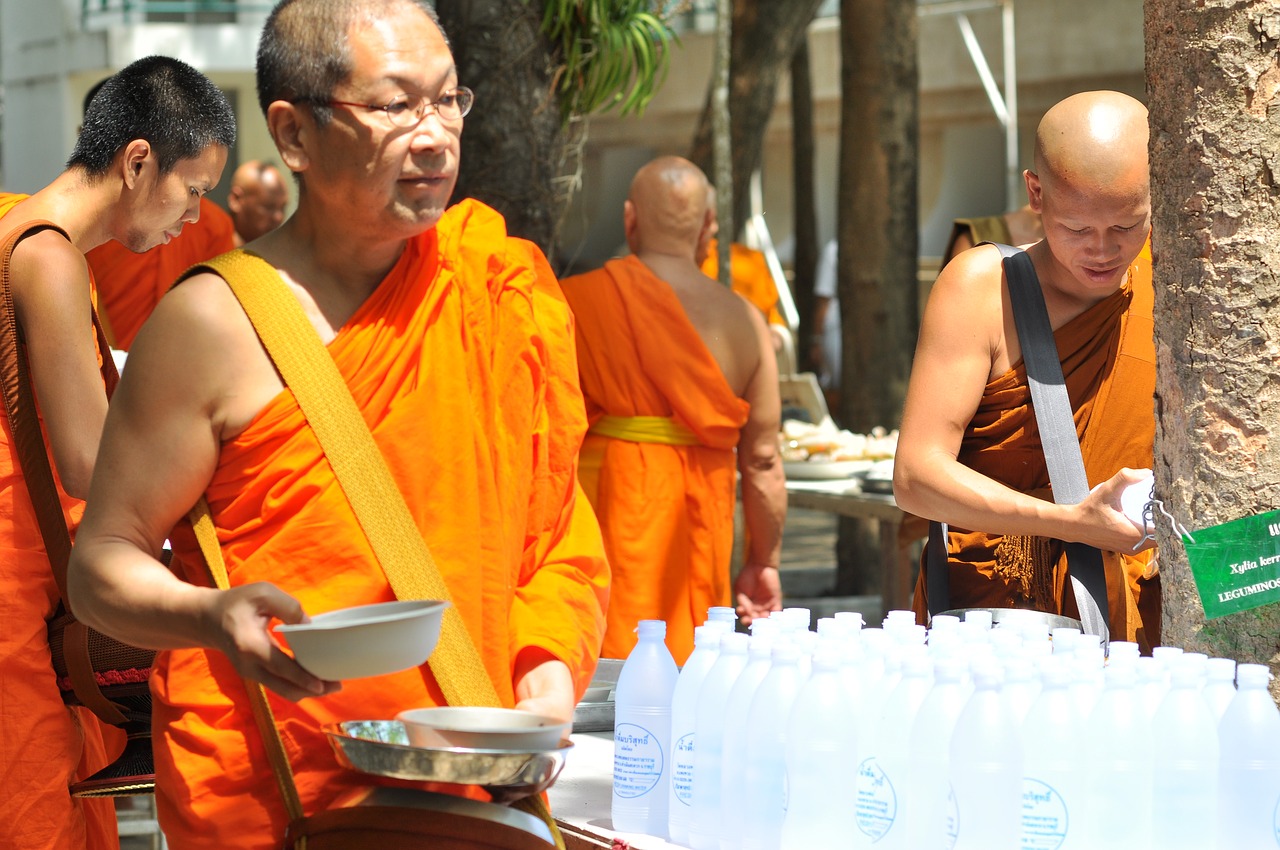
[
  {"left": 893, "top": 91, "right": 1161, "bottom": 651},
  {"left": 68, "top": 1, "right": 608, "bottom": 846},
  {"left": 0, "top": 56, "right": 232, "bottom": 849},
  {"left": 560, "top": 156, "right": 785, "bottom": 664},
  {"left": 82, "top": 76, "right": 238, "bottom": 350}
]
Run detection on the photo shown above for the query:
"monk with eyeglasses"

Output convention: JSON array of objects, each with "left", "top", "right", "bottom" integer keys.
[{"left": 68, "top": 0, "right": 609, "bottom": 845}]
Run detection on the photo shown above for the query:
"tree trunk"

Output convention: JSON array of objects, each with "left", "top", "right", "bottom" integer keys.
[
  {"left": 791, "top": 34, "right": 819, "bottom": 364},
  {"left": 713, "top": 0, "right": 733, "bottom": 286},
  {"left": 834, "top": 0, "right": 918, "bottom": 598},
  {"left": 688, "top": 0, "right": 826, "bottom": 236},
  {"left": 1147, "top": 0, "right": 1280, "bottom": 691},
  {"left": 837, "top": 0, "right": 918, "bottom": 432},
  {"left": 436, "top": 0, "right": 564, "bottom": 258}
]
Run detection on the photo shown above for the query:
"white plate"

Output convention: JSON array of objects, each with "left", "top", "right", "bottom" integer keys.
[{"left": 783, "top": 459, "right": 874, "bottom": 480}]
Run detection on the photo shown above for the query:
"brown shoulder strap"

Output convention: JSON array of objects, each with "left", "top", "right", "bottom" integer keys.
[{"left": 0, "top": 219, "right": 118, "bottom": 603}]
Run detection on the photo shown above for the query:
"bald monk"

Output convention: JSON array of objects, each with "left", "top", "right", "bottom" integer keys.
[
  {"left": 86, "top": 196, "right": 235, "bottom": 349},
  {"left": 226, "top": 159, "right": 289, "bottom": 245},
  {"left": 893, "top": 91, "right": 1161, "bottom": 651},
  {"left": 560, "top": 156, "right": 785, "bottom": 664},
  {"left": 0, "top": 56, "right": 232, "bottom": 849},
  {"left": 68, "top": 2, "right": 607, "bottom": 846},
  {"left": 942, "top": 202, "right": 1044, "bottom": 267}
]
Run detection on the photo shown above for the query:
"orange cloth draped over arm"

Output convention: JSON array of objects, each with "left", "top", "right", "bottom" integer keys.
[
  {"left": 154, "top": 200, "right": 608, "bottom": 849},
  {"left": 86, "top": 197, "right": 235, "bottom": 349},
  {"left": 0, "top": 193, "right": 123, "bottom": 850},
  {"left": 911, "top": 243, "right": 1161, "bottom": 651},
  {"left": 560, "top": 255, "right": 750, "bottom": 665},
  {"left": 701, "top": 239, "right": 785, "bottom": 326}
]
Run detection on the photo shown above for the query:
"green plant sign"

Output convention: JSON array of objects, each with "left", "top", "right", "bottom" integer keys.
[{"left": 1182, "top": 509, "right": 1280, "bottom": 619}]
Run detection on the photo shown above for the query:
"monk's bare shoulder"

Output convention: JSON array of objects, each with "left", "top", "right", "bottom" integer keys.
[
  {"left": 919, "top": 242, "right": 1011, "bottom": 376},
  {"left": 132, "top": 270, "right": 280, "bottom": 439}
]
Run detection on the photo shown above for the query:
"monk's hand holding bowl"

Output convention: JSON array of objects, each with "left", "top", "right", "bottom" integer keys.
[
  {"left": 1078, "top": 467, "right": 1157, "bottom": 554},
  {"left": 512, "top": 646, "right": 575, "bottom": 735},
  {"left": 734, "top": 561, "right": 783, "bottom": 626},
  {"left": 205, "top": 581, "right": 342, "bottom": 702}
]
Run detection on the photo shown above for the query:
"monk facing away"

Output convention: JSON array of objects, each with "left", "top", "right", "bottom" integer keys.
[
  {"left": 0, "top": 56, "right": 233, "bottom": 850},
  {"left": 560, "top": 156, "right": 786, "bottom": 664},
  {"left": 82, "top": 75, "right": 237, "bottom": 351},
  {"left": 941, "top": 202, "right": 1044, "bottom": 267},
  {"left": 68, "top": 1, "right": 608, "bottom": 846},
  {"left": 893, "top": 90, "right": 1161, "bottom": 651},
  {"left": 227, "top": 158, "right": 289, "bottom": 245}
]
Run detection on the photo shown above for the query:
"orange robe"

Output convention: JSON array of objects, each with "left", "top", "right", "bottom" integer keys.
[
  {"left": 0, "top": 194, "right": 122, "bottom": 850},
  {"left": 157, "top": 200, "right": 608, "bottom": 849},
  {"left": 912, "top": 242, "right": 1161, "bottom": 651},
  {"left": 701, "top": 238, "right": 785, "bottom": 326},
  {"left": 560, "top": 255, "right": 750, "bottom": 665},
  {"left": 85, "top": 197, "right": 235, "bottom": 349}
]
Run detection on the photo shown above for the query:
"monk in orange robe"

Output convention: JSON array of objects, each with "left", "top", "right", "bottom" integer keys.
[
  {"left": 68, "top": 4, "right": 608, "bottom": 848},
  {"left": 85, "top": 196, "right": 235, "bottom": 349},
  {"left": 894, "top": 91, "right": 1161, "bottom": 650},
  {"left": 0, "top": 57, "right": 233, "bottom": 850},
  {"left": 561, "top": 156, "right": 785, "bottom": 664}
]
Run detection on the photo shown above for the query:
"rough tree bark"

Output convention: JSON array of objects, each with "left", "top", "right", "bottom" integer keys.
[
  {"left": 1146, "top": 0, "right": 1280, "bottom": 692},
  {"left": 436, "top": 0, "right": 564, "bottom": 257},
  {"left": 834, "top": 0, "right": 918, "bottom": 596},
  {"left": 688, "top": 0, "right": 827, "bottom": 237},
  {"left": 791, "top": 34, "right": 819, "bottom": 363}
]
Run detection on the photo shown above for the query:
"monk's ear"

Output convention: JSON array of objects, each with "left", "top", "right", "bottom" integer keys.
[
  {"left": 623, "top": 200, "right": 637, "bottom": 243},
  {"left": 268, "top": 100, "right": 310, "bottom": 175},
  {"left": 120, "top": 139, "right": 152, "bottom": 190},
  {"left": 1024, "top": 169, "right": 1043, "bottom": 214}
]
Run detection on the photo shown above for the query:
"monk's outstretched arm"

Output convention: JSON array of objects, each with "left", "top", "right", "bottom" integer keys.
[
  {"left": 68, "top": 274, "right": 338, "bottom": 702},
  {"left": 736, "top": 305, "right": 785, "bottom": 624},
  {"left": 508, "top": 262, "right": 609, "bottom": 721},
  {"left": 892, "top": 247, "right": 1147, "bottom": 553}
]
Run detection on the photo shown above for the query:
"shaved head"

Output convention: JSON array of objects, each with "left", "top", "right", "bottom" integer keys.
[
  {"left": 257, "top": 0, "right": 443, "bottom": 122},
  {"left": 1033, "top": 91, "right": 1149, "bottom": 196},
  {"left": 625, "top": 156, "right": 712, "bottom": 256},
  {"left": 228, "top": 159, "right": 289, "bottom": 243}
]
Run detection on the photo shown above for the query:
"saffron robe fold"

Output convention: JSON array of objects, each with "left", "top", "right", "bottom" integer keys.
[
  {"left": 86, "top": 197, "right": 235, "bottom": 349},
  {"left": 560, "top": 255, "right": 751, "bottom": 664},
  {"left": 157, "top": 200, "right": 609, "bottom": 849},
  {"left": 0, "top": 194, "right": 123, "bottom": 850},
  {"left": 701, "top": 239, "right": 785, "bottom": 326},
  {"left": 912, "top": 243, "right": 1161, "bottom": 651}
]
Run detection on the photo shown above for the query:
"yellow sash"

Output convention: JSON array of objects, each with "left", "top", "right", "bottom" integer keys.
[{"left": 588, "top": 415, "right": 700, "bottom": 446}]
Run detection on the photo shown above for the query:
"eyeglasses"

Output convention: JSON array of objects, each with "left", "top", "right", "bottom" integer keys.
[{"left": 309, "top": 87, "right": 475, "bottom": 128}]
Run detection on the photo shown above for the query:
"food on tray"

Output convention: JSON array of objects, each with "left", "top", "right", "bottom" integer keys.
[{"left": 778, "top": 420, "right": 898, "bottom": 464}]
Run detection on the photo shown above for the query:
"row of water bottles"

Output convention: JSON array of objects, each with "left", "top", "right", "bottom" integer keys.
[{"left": 610, "top": 607, "right": 1280, "bottom": 850}]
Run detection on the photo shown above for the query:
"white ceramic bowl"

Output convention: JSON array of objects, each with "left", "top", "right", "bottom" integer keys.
[
  {"left": 274, "top": 599, "right": 448, "bottom": 681},
  {"left": 396, "top": 706, "right": 570, "bottom": 752}
]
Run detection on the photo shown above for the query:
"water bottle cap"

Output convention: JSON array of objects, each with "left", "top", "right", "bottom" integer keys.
[
  {"left": 1106, "top": 641, "right": 1141, "bottom": 663},
  {"left": 747, "top": 633, "right": 775, "bottom": 656},
  {"left": 971, "top": 663, "right": 1004, "bottom": 689},
  {"left": 834, "top": 611, "right": 866, "bottom": 630},
  {"left": 962, "top": 609, "right": 994, "bottom": 629},
  {"left": 1169, "top": 654, "right": 1205, "bottom": 686},
  {"left": 636, "top": 619, "right": 666, "bottom": 638},
  {"left": 1002, "top": 655, "right": 1035, "bottom": 682},
  {"left": 771, "top": 641, "right": 801, "bottom": 662},
  {"left": 706, "top": 606, "right": 737, "bottom": 625},
  {"left": 1050, "top": 626, "right": 1082, "bottom": 652},
  {"left": 1237, "top": 663, "right": 1273, "bottom": 689},
  {"left": 1205, "top": 657, "right": 1237, "bottom": 681},
  {"left": 1038, "top": 655, "right": 1072, "bottom": 688},
  {"left": 749, "top": 617, "right": 779, "bottom": 638},
  {"left": 929, "top": 614, "right": 960, "bottom": 631},
  {"left": 933, "top": 656, "right": 966, "bottom": 681},
  {"left": 1151, "top": 645, "right": 1184, "bottom": 666},
  {"left": 719, "top": 632, "right": 749, "bottom": 654},
  {"left": 1104, "top": 662, "right": 1138, "bottom": 687},
  {"left": 816, "top": 617, "right": 841, "bottom": 638}
]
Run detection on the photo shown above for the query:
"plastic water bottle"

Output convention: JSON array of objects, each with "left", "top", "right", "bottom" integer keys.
[
  {"left": 1201, "top": 657, "right": 1237, "bottom": 722},
  {"left": 668, "top": 626, "right": 725, "bottom": 845},
  {"left": 1217, "top": 663, "right": 1280, "bottom": 847},
  {"left": 688, "top": 633, "right": 750, "bottom": 850},
  {"left": 719, "top": 631, "right": 776, "bottom": 850},
  {"left": 950, "top": 665, "right": 1023, "bottom": 850},
  {"left": 707, "top": 606, "right": 738, "bottom": 631},
  {"left": 904, "top": 656, "right": 969, "bottom": 850},
  {"left": 780, "top": 648, "right": 858, "bottom": 848},
  {"left": 1020, "top": 657, "right": 1085, "bottom": 849},
  {"left": 1080, "top": 662, "right": 1151, "bottom": 850},
  {"left": 856, "top": 647, "right": 932, "bottom": 849},
  {"left": 612, "top": 620, "right": 679, "bottom": 837},
  {"left": 1151, "top": 654, "right": 1220, "bottom": 850},
  {"left": 740, "top": 641, "right": 804, "bottom": 850}
]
